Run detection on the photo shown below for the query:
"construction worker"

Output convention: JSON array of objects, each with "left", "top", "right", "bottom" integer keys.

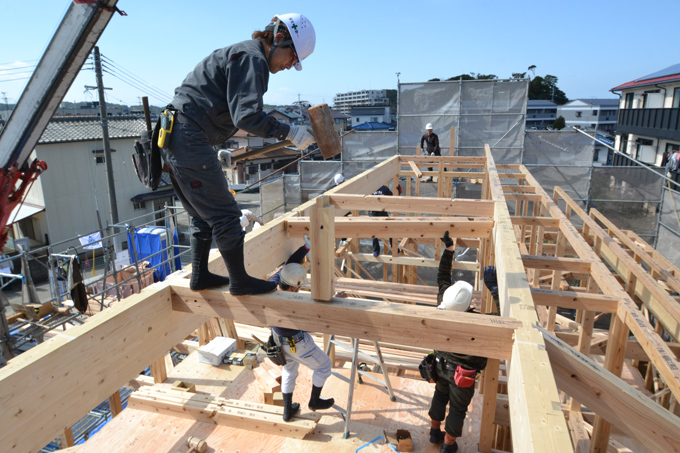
[
  {"left": 269, "top": 236, "right": 335, "bottom": 421},
  {"left": 428, "top": 231, "right": 499, "bottom": 452},
  {"left": 369, "top": 184, "right": 401, "bottom": 257},
  {"left": 161, "top": 14, "right": 316, "bottom": 295},
  {"left": 421, "top": 123, "right": 441, "bottom": 182},
  {"left": 333, "top": 173, "right": 345, "bottom": 186}
]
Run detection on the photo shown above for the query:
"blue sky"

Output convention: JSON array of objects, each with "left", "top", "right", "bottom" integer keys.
[{"left": 1, "top": 0, "right": 677, "bottom": 108}]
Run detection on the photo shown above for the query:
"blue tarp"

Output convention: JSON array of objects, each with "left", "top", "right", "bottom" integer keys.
[
  {"left": 127, "top": 227, "right": 181, "bottom": 281},
  {"left": 352, "top": 122, "right": 392, "bottom": 131}
]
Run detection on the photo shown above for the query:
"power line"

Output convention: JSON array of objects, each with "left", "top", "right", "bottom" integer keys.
[{"left": 100, "top": 54, "right": 172, "bottom": 103}]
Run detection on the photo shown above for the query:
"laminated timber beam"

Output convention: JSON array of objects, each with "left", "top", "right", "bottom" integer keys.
[
  {"left": 285, "top": 217, "right": 494, "bottom": 239},
  {"left": 0, "top": 284, "right": 206, "bottom": 453},
  {"left": 325, "top": 194, "right": 495, "bottom": 217},
  {"left": 542, "top": 329, "right": 680, "bottom": 452},
  {"left": 521, "top": 255, "right": 592, "bottom": 274},
  {"left": 530, "top": 288, "right": 619, "bottom": 313},
  {"left": 169, "top": 279, "right": 519, "bottom": 361},
  {"left": 484, "top": 145, "right": 573, "bottom": 453}
]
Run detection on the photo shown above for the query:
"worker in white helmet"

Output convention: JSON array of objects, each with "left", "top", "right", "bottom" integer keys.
[
  {"left": 333, "top": 173, "right": 345, "bottom": 186},
  {"left": 428, "top": 231, "right": 500, "bottom": 452},
  {"left": 268, "top": 235, "right": 335, "bottom": 422},
  {"left": 420, "top": 123, "right": 441, "bottom": 182},
  {"left": 162, "top": 14, "right": 316, "bottom": 296}
]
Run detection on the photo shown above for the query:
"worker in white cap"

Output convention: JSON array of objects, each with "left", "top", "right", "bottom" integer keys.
[
  {"left": 427, "top": 231, "right": 500, "bottom": 452},
  {"left": 268, "top": 234, "right": 335, "bottom": 422},
  {"left": 420, "top": 123, "right": 441, "bottom": 182},
  {"left": 333, "top": 173, "right": 345, "bottom": 186}
]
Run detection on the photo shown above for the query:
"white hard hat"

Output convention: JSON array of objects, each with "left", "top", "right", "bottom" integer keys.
[
  {"left": 334, "top": 173, "right": 345, "bottom": 185},
  {"left": 239, "top": 215, "right": 249, "bottom": 229},
  {"left": 426, "top": 123, "right": 433, "bottom": 130},
  {"left": 279, "top": 263, "right": 308, "bottom": 287},
  {"left": 438, "top": 281, "right": 473, "bottom": 312},
  {"left": 275, "top": 13, "right": 315, "bottom": 71}
]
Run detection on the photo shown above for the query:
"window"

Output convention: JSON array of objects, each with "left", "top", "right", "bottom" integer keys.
[
  {"left": 592, "top": 110, "right": 598, "bottom": 116},
  {"left": 133, "top": 201, "right": 146, "bottom": 210},
  {"left": 576, "top": 111, "right": 582, "bottom": 118},
  {"left": 95, "top": 156, "right": 105, "bottom": 164},
  {"left": 674, "top": 87, "right": 680, "bottom": 109},
  {"left": 625, "top": 92, "right": 634, "bottom": 109}
]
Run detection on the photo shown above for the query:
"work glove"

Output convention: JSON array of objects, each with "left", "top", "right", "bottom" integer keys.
[
  {"left": 286, "top": 125, "right": 316, "bottom": 150},
  {"left": 484, "top": 266, "right": 498, "bottom": 297},
  {"left": 304, "top": 234, "right": 311, "bottom": 250},
  {"left": 441, "top": 231, "right": 454, "bottom": 248}
]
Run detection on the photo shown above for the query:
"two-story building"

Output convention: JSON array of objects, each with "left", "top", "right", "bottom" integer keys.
[
  {"left": 611, "top": 63, "right": 680, "bottom": 166},
  {"left": 268, "top": 109, "right": 301, "bottom": 126},
  {"left": 349, "top": 106, "right": 391, "bottom": 128},
  {"left": 557, "top": 99, "right": 619, "bottom": 133},
  {"left": 526, "top": 100, "right": 557, "bottom": 130}
]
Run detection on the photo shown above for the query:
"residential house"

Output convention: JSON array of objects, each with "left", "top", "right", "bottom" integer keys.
[
  {"left": 526, "top": 100, "right": 557, "bottom": 130},
  {"left": 557, "top": 99, "right": 619, "bottom": 133},
  {"left": 10, "top": 116, "right": 174, "bottom": 252},
  {"left": 611, "top": 63, "right": 680, "bottom": 166},
  {"left": 330, "top": 109, "right": 350, "bottom": 134},
  {"left": 350, "top": 106, "right": 391, "bottom": 128},
  {"left": 228, "top": 146, "right": 300, "bottom": 187},
  {"left": 269, "top": 109, "right": 301, "bottom": 125},
  {"left": 333, "top": 89, "right": 390, "bottom": 115}
]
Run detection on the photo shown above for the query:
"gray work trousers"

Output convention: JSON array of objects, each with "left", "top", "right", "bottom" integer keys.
[{"left": 161, "top": 113, "right": 243, "bottom": 251}]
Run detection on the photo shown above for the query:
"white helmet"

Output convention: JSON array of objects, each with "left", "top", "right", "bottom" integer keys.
[
  {"left": 334, "top": 173, "right": 345, "bottom": 185},
  {"left": 438, "top": 281, "right": 473, "bottom": 312},
  {"left": 275, "top": 13, "right": 315, "bottom": 71},
  {"left": 426, "top": 123, "right": 434, "bottom": 130},
  {"left": 279, "top": 263, "right": 308, "bottom": 287}
]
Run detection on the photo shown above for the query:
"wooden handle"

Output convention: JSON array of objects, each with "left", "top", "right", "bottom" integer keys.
[
  {"left": 230, "top": 140, "right": 292, "bottom": 163},
  {"left": 251, "top": 335, "right": 268, "bottom": 346}
]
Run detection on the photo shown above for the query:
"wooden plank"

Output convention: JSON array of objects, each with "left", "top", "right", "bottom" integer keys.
[
  {"left": 349, "top": 252, "right": 479, "bottom": 271},
  {"left": 326, "top": 194, "right": 495, "bottom": 217},
  {"left": 484, "top": 145, "right": 572, "bottom": 453},
  {"left": 407, "top": 160, "right": 422, "bottom": 178},
  {"left": 286, "top": 217, "right": 494, "bottom": 239},
  {"left": 522, "top": 255, "right": 592, "bottom": 273},
  {"left": 511, "top": 216, "right": 560, "bottom": 228},
  {"left": 530, "top": 288, "right": 619, "bottom": 313},
  {"left": 542, "top": 328, "right": 680, "bottom": 453},
  {"left": 310, "top": 196, "right": 334, "bottom": 302},
  {"left": 0, "top": 284, "right": 206, "bottom": 453},
  {"left": 170, "top": 280, "right": 520, "bottom": 360}
]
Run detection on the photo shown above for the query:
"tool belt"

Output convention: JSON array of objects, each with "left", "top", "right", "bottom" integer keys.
[
  {"left": 282, "top": 331, "right": 304, "bottom": 354},
  {"left": 260, "top": 328, "right": 287, "bottom": 366},
  {"left": 132, "top": 118, "right": 163, "bottom": 191},
  {"left": 419, "top": 352, "right": 438, "bottom": 383}
]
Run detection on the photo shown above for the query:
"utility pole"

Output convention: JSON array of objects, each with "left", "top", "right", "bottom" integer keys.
[{"left": 93, "top": 46, "right": 119, "bottom": 253}]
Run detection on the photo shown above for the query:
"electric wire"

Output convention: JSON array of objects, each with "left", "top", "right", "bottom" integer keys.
[{"left": 100, "top": 54, "right": 172, "bottom": 103}]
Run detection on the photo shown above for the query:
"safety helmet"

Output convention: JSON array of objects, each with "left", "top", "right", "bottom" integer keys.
[
  {"left": 279, "top": 263, "right": 308, "bottom": 287},
  {"left": 426, "top": 123, "right": 433, "bottom": 130},
  {"left": 438, "top": 281, "right": 473, "bottom": 312},
  {"left": 334, "top": 173, "right": 345, "bottom": 185},
  {"left": 273, "top": 13, "right": 315, "bottom": 71}
]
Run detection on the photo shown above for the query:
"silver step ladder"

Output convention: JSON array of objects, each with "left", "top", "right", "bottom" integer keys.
[{"left": 325, "top": 335, "right": 396, "bottom": 439}]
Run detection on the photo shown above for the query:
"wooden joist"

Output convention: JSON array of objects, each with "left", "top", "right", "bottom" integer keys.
[
  {"left": 348, "top": 252, "right": 479, "bottom": 271},
  {"left": 530, "top": 288, "right": 619, "bottom": 313},
  {"left": 521, "top": 255, "right": 592, "bottom": 274},
  {"left": 286, "top": 217, "right": 494, "bottom": 239},
  {"left": 326, "top": 194, "right": 495, "bottom": 217},
  {"left": 128, "top": 386, "right": 320, "bottom": 439},
  {"left": 170, "top": 280, "right": 519, "bottom": 360}
]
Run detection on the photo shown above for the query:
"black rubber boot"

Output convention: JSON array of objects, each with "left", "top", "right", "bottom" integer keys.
[
  {"left": 440, "top": 441, "right": 458, "bottom": 453},
  {"left": 219, "top": 244, "right": 277, "bottom": 296},
  {"left": 429, "top": 428, "right": 445, "bottom": 444},
  {"left": 189, "top": 236, "right": 230, "bottom": 291},
  {"left": 282, "top": 392, "right": 300, "bottom": 422},
  {"left": 308, "top": 385, "right": 334, "bottom": 411}
]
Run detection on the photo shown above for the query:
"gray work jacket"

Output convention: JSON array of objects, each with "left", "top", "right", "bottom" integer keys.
[{"left": 171, "top": 39, "right": 290, "bottom": 146}]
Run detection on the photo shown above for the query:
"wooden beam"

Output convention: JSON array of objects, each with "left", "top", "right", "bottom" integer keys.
[
  {"left": 170, "top": 280, "right": 520, "bottom": 360},
  {"left": 522, "top": 255, "right": 592, "bottom": 274},
  {"left": 542, "top": 328, "right": 680, "bottom": 452},
  {"left": 530, "top": 288, "right": 619, "bottom": 313},
  {"left": 310, "top": 196, "right": 334, "bottom": 302},
  {"left": 326, "top": 194, "right": 495, "bottom": 217},
  {"left": 407, "top": 160, "right": 422, "bottom": 178},
  {"left": 485, "top": 145, "right": 572, "bottom": 452},
  {"left": 286, "top": 217, "right": 494, "bottom": 239},
  {"left": 0, "top": 285, "right": 206, "bottom": 453},
  {"left": 349, "top": 252, "right": 479, "bottom": 271}
]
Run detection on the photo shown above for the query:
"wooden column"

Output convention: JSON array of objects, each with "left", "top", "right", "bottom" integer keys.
[
  {"left": 310, "top": 196, "right": 335, "bottom": 302},
  {"left": 479, "top": 358, "right": 500, "bottom": 452},
  {"left": 151, "top": 354, "right": 168, "bottom": 384},
  {"left": 449, "top": 126, "right": 456, "bottom": 156},
  {"left": 60, "top": 427, "right": 74, "bottom": 448},
  {"left": 108, "top": 390, "right": 123, "bottom": 417}
]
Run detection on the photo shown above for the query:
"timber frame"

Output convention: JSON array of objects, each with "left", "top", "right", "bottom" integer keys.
[{"left": 1, "top": 150, "right": 680, "bottom": 453}]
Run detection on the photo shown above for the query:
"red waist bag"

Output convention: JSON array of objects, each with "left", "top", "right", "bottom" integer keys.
[{"left": 454, "top": 365, "right": 477, "bottom": 388}]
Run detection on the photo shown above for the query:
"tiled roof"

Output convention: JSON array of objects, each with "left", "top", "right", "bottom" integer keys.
[
  {"left": 611, "top": 63, "right": 680, "bottom": 91},
  {"left": 39, "top": 115, "right": 147, "bottom": 144}
]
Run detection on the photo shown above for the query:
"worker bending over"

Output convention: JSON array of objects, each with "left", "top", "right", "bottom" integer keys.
[
  {"left": 428, "top": 231, "right": 499, "bottom": 452},
  {"left": 269, "top": 237, "right": 335, "bottom": 421},
  {"left": 161, "top": 14, "right": 316, "bottom": 295}
]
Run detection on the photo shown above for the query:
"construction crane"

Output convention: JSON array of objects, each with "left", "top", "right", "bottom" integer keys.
[{"left": 0, "top": 0, "right": 125, "bottom": 251}]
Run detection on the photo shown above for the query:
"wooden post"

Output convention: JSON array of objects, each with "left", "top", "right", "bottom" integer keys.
[
  {"left": 197, "top": 322, "right": 210, "bottom": 346},
  {"left": 449, "top": 125, "right": 456, "bottom": 156},
  {"left": 108, "top": 390, "right": 123, "bottom": 417},
  {"left": 60, "top": 427, "right": 74, "bottom": 448},
  {"left": 310, "top": 196, "right": 335, "bottom": 302},
  {"left": 151, "top": 355, "right": 168, "bottom": 384},
  {"left": 478, "top": 358, "right": 500, "bottom": 452}
]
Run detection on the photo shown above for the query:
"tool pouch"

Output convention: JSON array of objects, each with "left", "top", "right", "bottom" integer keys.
[
  {"left": 132, "top": 120, "right": 163, "bottom": 191},
  {"left": 418, "top": 352, "right": 438, "bottom": 383},
  {"left": 260, "top": 329, "right": 287, "bottom": 366},
  {"left": 453, "top": 365, "right": 478, "bottom": 388}
]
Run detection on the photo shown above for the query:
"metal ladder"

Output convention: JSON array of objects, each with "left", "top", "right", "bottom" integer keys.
[{"left": 325, "top": 335, "right": 396, "bottom": 439}]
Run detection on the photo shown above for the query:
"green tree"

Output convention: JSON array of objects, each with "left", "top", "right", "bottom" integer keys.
[
  {"left": 447, "top": 74, "right": 474, "bottom": 81},
  {"left": 553, "top": 115, "right": 566, "bottom": 130},
  {"left": 428, "top": 78, "right": 441, "bottom": 82},
  {"left": 511, "top": 72, "right": 527, "bottom": 80},
  {"left": 529, "top": 75, "right": 568, "bottom": 105}
]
